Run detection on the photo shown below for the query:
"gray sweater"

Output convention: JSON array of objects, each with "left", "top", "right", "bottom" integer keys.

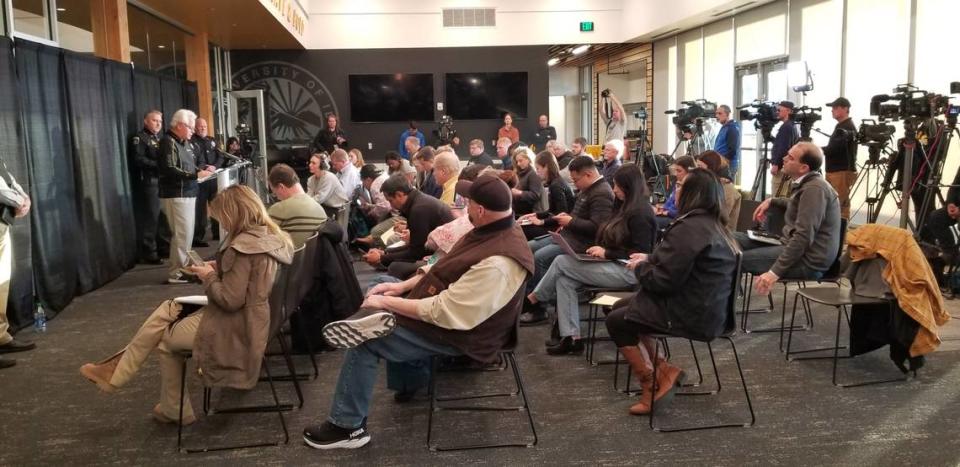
[{"left": 770, "top": 172, "right": 841, "bottom": 277}]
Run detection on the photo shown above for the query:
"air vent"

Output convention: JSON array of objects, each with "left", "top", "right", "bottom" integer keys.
[
  {"left": 711, "top": 1, "right": 757, "bottom": 17},
  {"left": 442, "top": 8, "right": 496, "bottom": 27}
]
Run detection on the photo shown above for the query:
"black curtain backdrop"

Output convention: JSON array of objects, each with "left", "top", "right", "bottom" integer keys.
[
  {"left": 183, "top": 81, "right": 199, "bottom": 115},
  {"left": 160, "top": 76, "right": 185, "bottom": 118},
  {"left": 63, "top": 52, "right": 137, "bottom": 292},
  {"left": 0, "top": 37, "right": 34, "bottom": 328},
  {"left": 133, "top": 68, "right": 163, "bottom": 126},
  {"left": 15, "top": 41, "right": 80, "bottom": 314}
]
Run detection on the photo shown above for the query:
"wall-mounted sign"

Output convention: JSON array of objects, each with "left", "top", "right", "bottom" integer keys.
[
  {"left": 580, "top": 21, "right": 594, "bottom": 32},
  {"left": 259, "top": 0, "right": 307, "bottom": 38}
]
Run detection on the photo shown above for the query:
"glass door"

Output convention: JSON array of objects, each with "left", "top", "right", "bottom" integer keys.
[
  {"left": 228, "top": 89, "right": 269, "bottom": 200},
  {"left": 735, "top": 58, "right": 787, "bottom": 199}
]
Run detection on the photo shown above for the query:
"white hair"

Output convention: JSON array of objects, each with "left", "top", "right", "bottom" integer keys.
[
  {"left": 170, "top": 109, "right": 197, "bottom": 129},
  {"left": 551, "top": 140, "right": 566, "bottom": 151},
  {"left": 606, "top": 139, "right": 625, "bottom": 158}
]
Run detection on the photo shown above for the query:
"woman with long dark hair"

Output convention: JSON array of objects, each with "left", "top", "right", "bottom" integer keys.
[
  {"left": 79, "top": 185, "right": 294, "bottom": 425},
  {"left": 518, "top": 151, "right": 575, "bottom": 239},
  {"left": 698, "top": 150, "right": 741, "bottom": 231},
  {"left": 605, "top": 168, "right": 738, "bottom": 415},
  {"left": 528, "top": 163, "right": 658, "bottom": 354}
]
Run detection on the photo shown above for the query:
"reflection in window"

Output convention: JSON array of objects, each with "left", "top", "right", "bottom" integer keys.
[
  {"left": 54, "top": 0, "right": 94, "bottom": 53},
  {"left": 128, "top": 5, "right": 187, "bottom": 79},
  {"left": 12, "top": 0, "right": 52, "bottom": 40}
]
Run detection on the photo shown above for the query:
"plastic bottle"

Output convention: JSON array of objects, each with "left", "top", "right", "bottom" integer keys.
[{"left": 34, "top": 301, "right": 47, "bottom": 333}]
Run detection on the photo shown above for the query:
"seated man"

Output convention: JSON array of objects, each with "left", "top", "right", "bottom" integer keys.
[
  {"left": 303, "top": 175, "right": 534, "bottom": 450},
  {"left": 520, "top": 155, "right": 615, "bottom": 324},
  {"left": 920, "top": 167, "right": 960, "bottom": 265},
  {"left": 357, "top": 164, "right": 391, "bottom": 227},
  {"left": 736, "top": 142, "right": 841, "bottom": 295},
  {"left": 267, "top": 163, "right": 328, "bottom": 248},
  {"left": 362, "top": 174, "right": 453, "bottom": 268}
]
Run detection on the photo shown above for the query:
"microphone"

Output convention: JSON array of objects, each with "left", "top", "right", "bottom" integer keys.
[{"left": 216, "top": 149, "right": 244, "bottom": 162}]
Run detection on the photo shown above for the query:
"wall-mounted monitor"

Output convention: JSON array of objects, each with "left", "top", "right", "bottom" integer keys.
[
  {"left": 348, "top": 73, "right": 434, "bottom": 123},
  {"left": 444, "top": 72, "right": 528, "bottom": 120}
]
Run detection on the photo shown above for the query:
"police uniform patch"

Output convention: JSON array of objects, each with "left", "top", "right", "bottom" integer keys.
[{"left": 132, "top": 136, "right": 140, "bottom": 145}]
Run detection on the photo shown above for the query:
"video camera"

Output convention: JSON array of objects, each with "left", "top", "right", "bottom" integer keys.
[
  {"left": 857, "top": 119, "right": 896, "bottom": 164},
  {"left": 235, "top": 123, "right": 258, "bottom": 159},
  {"left": 633, "top": 108, "right": 648, "bottom": 120},
  {"left": 738, "top": 100, "right": 779, "bottom": 141},
  {"left": 434, "top": 115, "right": 457, "bottom": 145},
  {"left": 665, "top": 99, "right": 717, "bottom": 134},
  {"left": 870, "top": 84, "right": 949, "bottom": 122},
  {"left": 792, "top": 106, "right": 822, "bottom": 140}
]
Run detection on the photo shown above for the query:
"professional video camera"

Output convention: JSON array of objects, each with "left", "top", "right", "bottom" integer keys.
[
  {"left": 633, "top": 108, "right": 648, "bottom": 120},
  {"left": 870, "top": 84, "right": 949, "bottom": 121},
  {"left": 601, "top": 88, "right": 612, "bottom": 98},
  {"left": 856, "top": 119, "right": 896, "bottom": 165},
  {"left": 738, "top": 100, "right": 779, "bottom": 142},
  {"left": 664, "top": 99, "right": 717, "bottom": 134},
  {"left": 792, "top": 105, "right": 822, "bottom": 140},
  {"left": 433, "top": 115, "right": 457, "bottom": 145},
  {"left": 235, "top": 123, "right": 258, "bottom": 160}
]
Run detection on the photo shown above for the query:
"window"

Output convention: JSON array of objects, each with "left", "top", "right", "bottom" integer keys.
[
  {"left": 11, "top": 0, "right": 53, "bottom": 41},
  {"left": 54, "top": 0, "right": 93, "bottom": 53},
  {"left": 127, "top": 5, "right": 187, "bottom": 78}
]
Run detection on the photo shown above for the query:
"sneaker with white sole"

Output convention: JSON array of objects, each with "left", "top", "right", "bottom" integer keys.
[
  {"left": 322, "top": 311, "right": 396, "bottom": 349},
  {"left": 303, "top": 422, "right": 371, "bottom": 450},
  {"left": 166, "top": 273, "right": 190, "bottom": 285}
]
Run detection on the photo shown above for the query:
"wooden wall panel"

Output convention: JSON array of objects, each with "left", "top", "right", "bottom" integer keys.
[{"left": 590, "top": 43, "right": 654, "bottom": 147}]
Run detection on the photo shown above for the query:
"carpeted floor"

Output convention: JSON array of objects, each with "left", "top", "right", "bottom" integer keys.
[{"left": 3, "top": 250, "right": 960, "bottom": 466}]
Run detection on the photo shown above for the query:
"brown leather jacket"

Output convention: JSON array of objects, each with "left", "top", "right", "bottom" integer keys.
[{"left": 194, "top": 226, "right": 293, "bottom": 389}]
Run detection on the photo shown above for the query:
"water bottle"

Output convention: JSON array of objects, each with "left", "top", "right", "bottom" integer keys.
[{"left": 34, "top": 301, "right": 47, "bottom": 333}]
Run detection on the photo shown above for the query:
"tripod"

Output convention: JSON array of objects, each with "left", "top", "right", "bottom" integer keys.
[
  {"left": 851, "top": 142, "right": 894, "bottom": 223},
  {"left": 915, "top": 117, "right": 959, "bottom": 232},
  {"left": 871, "top": 118, "right": 926, "bottom": 231}
]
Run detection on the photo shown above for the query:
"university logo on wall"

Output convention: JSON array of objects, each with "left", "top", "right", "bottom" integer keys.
[{"left": 232, "top": 61, "right": 338, "bottom": 146}]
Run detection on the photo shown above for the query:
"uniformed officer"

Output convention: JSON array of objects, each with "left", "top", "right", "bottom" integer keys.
[
  {"left": 129, "top": 110, "right": 165, "bottom": 264},
  {"left": 190, "top": 117, "right": 222, "bottom": 246}
]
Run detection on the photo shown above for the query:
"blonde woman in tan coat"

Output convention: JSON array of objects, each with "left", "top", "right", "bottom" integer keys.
[{"left": 80, "top": 185, "right": 293, "bottom": 425}]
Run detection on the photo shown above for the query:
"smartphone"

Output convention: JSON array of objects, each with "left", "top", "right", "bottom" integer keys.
[
  {"left": 187, "top": 250, "right": 204, "bottom": 267},
  {"left": 518, "top": 219, "right": 533, "bottom": 226},
  {"left": 617, "top": 259, "right": 630, "bottom": 265}
]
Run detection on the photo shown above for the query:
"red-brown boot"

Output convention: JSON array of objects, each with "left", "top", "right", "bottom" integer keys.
[
  {"left": 652, "top": 356, "right": 686, "bottom": 404},
  {"left": 79, "top": 350, "right": 123, "bottom": 393},
  {"left": 618, "top": 346, "right": 654, "bottom": 415}
]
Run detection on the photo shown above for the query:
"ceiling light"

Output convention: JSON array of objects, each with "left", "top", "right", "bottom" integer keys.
[
  {"left": 56, "top": 7, "right": 66, "bottom": 11},
  {"left": 547, "top": 57, "right": 560, "bottom": 66},
  {"left": 157, "top": 45, "right": 166, "bottom": 49},
  {"left": 571, "top": 45, "right": 591, "bottom": 55}
]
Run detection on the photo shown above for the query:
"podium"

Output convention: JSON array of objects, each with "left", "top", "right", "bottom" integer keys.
[{"left": 198, "top": 161, "right": 255, "bottom": 242}]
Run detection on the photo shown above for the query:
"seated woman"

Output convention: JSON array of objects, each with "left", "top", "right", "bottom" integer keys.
[
  {"left": 655, "top": 155, "right": 697, "bottom": 230},
  {"left": 605, "top": 169, "right": 738, "bottom": 415},
  {"left": 79, "top": 185, "right": 294, "bottom": 425},
  {"left": 528, "top": 163, "right": 657, "bottom": 354},
  {"left": 699, "top": 150, "right": 741, "bottom": 232},
  {"left": 510, "top": 147, "right": 543, "bottom": 217},
  {"left": 519, "top": 151, "right": 576, "bottom": 240}
]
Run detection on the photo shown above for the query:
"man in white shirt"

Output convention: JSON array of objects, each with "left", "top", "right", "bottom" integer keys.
[
  {"left": 330, "top": 148, "right": 361, "bottom": 199},
  {"left": 306, "top": 153, "right": 349, "bottom": 211}
]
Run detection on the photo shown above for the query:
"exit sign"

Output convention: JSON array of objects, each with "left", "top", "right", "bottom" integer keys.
[{"left": 580, "top": 21, "right": 594, "bottom": 32}]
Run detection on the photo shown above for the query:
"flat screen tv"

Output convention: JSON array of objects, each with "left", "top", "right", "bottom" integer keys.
[
  {"left": 445, "top": 72, "right": 528, "bottom": 120},
  {"left": 348, "top": 73, "right": 435, "bottom": 123}
]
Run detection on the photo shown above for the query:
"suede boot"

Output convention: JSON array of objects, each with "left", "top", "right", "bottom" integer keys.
[
  {"left": 618, "top": 346, "right": 654, "bottom": 415},
  {"left": 652, "top": 356, "right": 686, "bottom": 403},
  {"left": 79, "top": 350, "right": 124, "bottom": 393}
]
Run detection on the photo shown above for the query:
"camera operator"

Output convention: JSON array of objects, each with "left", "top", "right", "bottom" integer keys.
[
  {"left": 601, "top": 89, "right": 626, "bottom": 142},
  {"left": 919, "top": 177, "right": 960, "bottom": 264},
  {"left": 312, "top": 112, "right": 348, "bottom": 154},
  {"left": 771, "top": 101, "right": 800, "bottom": 197},
  {"left": 822, "top": 97, "right": 858, "bottom": 219},
  {"left": 531, "top": 114, "right": 557, "bottom": 151},
  {"left": 713, "top": 105, "right": 741, "bottom": 177},
  {"left": 398, "top": 121, "right": 426, "bottom": 160}
]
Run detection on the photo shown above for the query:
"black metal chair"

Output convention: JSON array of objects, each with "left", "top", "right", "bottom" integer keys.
[
  {"left": 425, "top": 320, "right": 538, "bottom": 451},
  {"left": 648, "top": 254, "right": 756, "bottom": 432},
  {"left": 785, "top": 287, "right": 915, "bottom": 387},
  {"left": 176, "top": 253, "right": 300, "bottom": 453},
  {"left": 267, "top": 233, "right": 320, "bottom": 384}
]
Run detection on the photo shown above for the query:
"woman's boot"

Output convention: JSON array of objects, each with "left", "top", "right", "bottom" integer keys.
[
  {"left": 618, "top": 346, "right": 654, "bottom": 415},
  {"left": 79, "top": 350, "right": 124, "bottom": 393},
  {"left": 651, "top": 355, "right": 686, "bottom": 404}
]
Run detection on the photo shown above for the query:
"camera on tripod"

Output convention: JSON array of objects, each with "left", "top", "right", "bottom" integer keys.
[
  {"left": 633, "top": 108, "right": 648, "bottom": 120},
  {"left": 738, "top": 100, "right": 779, "bottom": 141},
  {"left": 665, "top": 99, "right": 717, "bottom": 134},
  {"left": 856, "top": 119, "right": 896, "bottom": 164},
  {"left": 434, "top": 115, "right": 457, "bottom": 145},
  {"left": 869, "top": 84, "right": 948, "bottom": 121},
  {"left": 792, "top": 106, "right": 822, "bottom": 139},
  {"left": 235, "top": 123, "right": 258, "bottom": 158}
]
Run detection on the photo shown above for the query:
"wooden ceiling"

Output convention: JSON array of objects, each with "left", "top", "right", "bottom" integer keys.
[
  {"left": 135, "top": 0, "right": 303, "bottom": 49},
  {"left": 548, "top": 43, "right": 646, "bottom": 68}
]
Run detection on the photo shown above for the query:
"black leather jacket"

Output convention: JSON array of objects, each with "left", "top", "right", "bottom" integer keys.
[{"left": 159, "top": 130, "right": 199, "bottom": 198}]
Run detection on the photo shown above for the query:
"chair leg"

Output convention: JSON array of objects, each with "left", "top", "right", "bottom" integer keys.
[
  {"left": 295, "top": 317, "right": 320, "bottom": 379},
  {"left": 277, "top": 335, "right": 305, "bottom": 408},
  {"left": 177, "top": 358, "right": 187, "bottom": 453}
]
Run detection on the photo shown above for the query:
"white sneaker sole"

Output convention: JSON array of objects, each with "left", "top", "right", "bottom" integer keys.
[
  {"left": 322, "top": 312, "right": 396, "bottom": 349},
  {"left": 303, "top": 434, "right": 371, "bottom": 450}
]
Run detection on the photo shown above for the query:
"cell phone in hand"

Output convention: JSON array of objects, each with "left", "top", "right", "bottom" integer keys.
[{"left": 187, "top": 250, "right": 204, "bottom": 267}]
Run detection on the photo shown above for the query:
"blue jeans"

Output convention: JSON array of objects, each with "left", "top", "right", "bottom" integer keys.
[
  {"left": 526, "top": 236, "right": 565, "bottom": 294},
  {"left": 733, "top": 231, "right": 824, "bottom": 280},
  {"left": 365, "top": 274, "right": 401, "bottom": 294},
  {"left": 327, "top": 326, "right": 461, "bottom": 429},
  {"left": 533, "top": 255, "right": 637, "bottom": 338}
]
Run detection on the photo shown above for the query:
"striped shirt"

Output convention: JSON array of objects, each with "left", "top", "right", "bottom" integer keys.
[{"left": 267, "top": 193, "right": 328, "bottom": 248}]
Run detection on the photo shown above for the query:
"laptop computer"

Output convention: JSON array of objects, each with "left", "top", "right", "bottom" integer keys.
[
  {"left": 746, "top": 230, "right": 784, "bottom": 246},
  {"left": 550, "top": 232, "right": 608, "bottom": 262}
]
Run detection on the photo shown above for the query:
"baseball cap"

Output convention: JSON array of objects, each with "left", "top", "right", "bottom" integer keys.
[
  {"left": 360, "top": 164, "right": 382, "bottom": 179},
  {"left": 826, "top": 97, "right": 852, "bottom": 108},
  {"left": 455, "top": 174, "right": 512, "bottom": 211},
  {"left": 778, "top": 101, "right": 796, "bottom": 110}
]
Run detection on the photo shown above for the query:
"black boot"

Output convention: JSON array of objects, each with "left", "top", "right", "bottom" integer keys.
[
  {"left": 519, "top": 301, "right": 548, "bottom": 326},
  {"left": 546, "top": 336, "right": 584, "bottom": 355},
  {"left": 544, "top": 320, "right": 560, "bottom": 346}
]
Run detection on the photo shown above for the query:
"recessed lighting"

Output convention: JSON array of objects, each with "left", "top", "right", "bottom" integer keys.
[
  {"left": 571, "top": 45, "right": 591, "bottom": 55},
  {"left": 56, "top": 7, "right": 66, "bottom": 11},
  {"left": 157, "top": 45, "right": 166, "bottom": 49}
]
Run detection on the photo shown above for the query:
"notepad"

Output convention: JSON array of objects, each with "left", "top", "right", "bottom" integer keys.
[
  {"left": 590, "top": 294, "right": 623, "bottom": 307},
  {"left": 173, "top": 295, "right": 208, "bottom": 306}
]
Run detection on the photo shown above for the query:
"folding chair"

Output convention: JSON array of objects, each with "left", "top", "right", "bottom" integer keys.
[{"left": 648, "top": 254, "right": 756, "bottom": 432}]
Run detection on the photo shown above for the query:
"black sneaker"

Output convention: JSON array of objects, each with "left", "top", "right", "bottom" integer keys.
[
  {"left": 0, "top": 358, "right": 15, "bottom": 369},
  {"left": 546, "top": 336, "right": 585, "bottom": 355},
  {"left": 303, "top": 421, "right": 371, "bottom": 450},
  {"left": 322, "top": 311, "right": 396, "bottom": 349}
]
